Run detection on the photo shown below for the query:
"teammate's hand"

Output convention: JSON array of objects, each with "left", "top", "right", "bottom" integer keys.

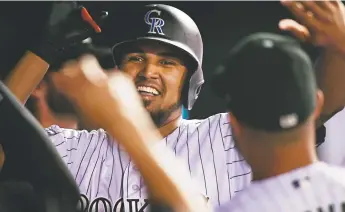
[
  {"left": 279, "top": 0, "right": 345, "bottom": 54},
  {"left": 30, "top": 2, "right": 108, "bottom": 65},
  {"left": 50, "top": 55, "right": 144, "bottom": 129}
]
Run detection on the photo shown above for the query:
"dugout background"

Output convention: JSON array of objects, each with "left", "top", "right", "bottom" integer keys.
[{"left": 0, "top": 1, "right": 319, "bottom": 119}]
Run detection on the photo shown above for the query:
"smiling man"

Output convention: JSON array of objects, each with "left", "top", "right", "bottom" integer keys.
[
  {"left": 5, "top": 2, "right": 345, "bottom": 212},
  {"left": 113, "top": 39, "right": 196, "bottom": 130},
  {"left": 6, "top": 5, "right": 247, "bottom": 210}
]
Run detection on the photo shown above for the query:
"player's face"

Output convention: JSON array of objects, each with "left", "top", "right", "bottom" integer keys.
[{"left": 119, "top": 41, "right": 188, "bottom": 125}]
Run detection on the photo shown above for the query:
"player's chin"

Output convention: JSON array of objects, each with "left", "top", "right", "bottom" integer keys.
[
  {"left": 140, "top": 94, "right": 160, "bottom": 105},
  {"left": 141, "top": 99, "right": 159, "bottom": 112}
]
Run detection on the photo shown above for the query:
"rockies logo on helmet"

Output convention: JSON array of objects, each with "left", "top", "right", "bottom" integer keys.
[{"left": 144, "top": 9, "right": 165, "bottom": 35}]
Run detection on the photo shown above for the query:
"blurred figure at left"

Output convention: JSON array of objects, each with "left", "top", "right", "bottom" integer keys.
[
  {"left": 26, "top": 73, "right": 79, "bottom": 129},
  {"left": 26, "top": 42, "right": 115, "bottom": 130}
]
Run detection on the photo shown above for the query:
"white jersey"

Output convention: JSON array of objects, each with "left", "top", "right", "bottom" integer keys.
[
  {"left": 318, "top": 108, "right": 345, "bottom": 167},
  {"left": 216, "top": 162, "right": 345, "bottom": 212},
  {"left": 46, "top": 113, "right": 251, "bottom": 212}
]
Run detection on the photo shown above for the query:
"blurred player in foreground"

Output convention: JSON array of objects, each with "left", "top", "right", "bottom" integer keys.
[{"left": 213, "top": 33, "right": 345, "bottom": 212}]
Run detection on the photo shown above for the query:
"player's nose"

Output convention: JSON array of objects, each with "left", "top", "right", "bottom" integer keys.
[{"left": 138, "top": 63, "right": 160, "bottom": 79}]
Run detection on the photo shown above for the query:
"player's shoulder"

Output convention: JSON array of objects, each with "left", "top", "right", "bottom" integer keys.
[
  {"left": 45, "top": 125, "right": 109, "bottom": 141},
  {"left": 182, "top": 112, "right": 229, "bottom": 128},
  {"left": 216, "top": 163, "right": 345, "bottom": 212},
  {"left": 254, "top": 162, "right": 345, "bottom": 189},
  {"left": 180, "top": 113, "right": 232, "bottom": 143}
]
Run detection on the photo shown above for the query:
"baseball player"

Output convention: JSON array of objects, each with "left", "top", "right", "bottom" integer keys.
[
  {"left": 49, "top": 54, "right": 210, "bottom": 212},
  {"left": 26, "top": 43, "right": 114, "bottom": 130},
  {"left": 213, "top": 32, "right": 345, "bottom": 212},
  {"left": 4, "top": 1, "right": 345, "bottom": 211}
]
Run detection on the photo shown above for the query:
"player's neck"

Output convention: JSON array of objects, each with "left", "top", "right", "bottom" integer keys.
[
  {"left": 248, "top": 136, "right": 318, "bottom": 181},
  {"left": 158, "top": 109, "right": 182, "bottom": 137}
]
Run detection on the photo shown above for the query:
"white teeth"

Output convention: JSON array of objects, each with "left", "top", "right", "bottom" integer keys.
[{"left": 137, "top": 86, "right": 159, "bottom": 95}]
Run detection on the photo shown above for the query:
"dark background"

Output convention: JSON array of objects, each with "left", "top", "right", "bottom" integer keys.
[{"left": 0, "top": 1, "right": 318, "bottom": 119}]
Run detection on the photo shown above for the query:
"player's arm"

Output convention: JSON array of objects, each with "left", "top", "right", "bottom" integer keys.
[
  {"left": 4, "top": 2, "right": 106, "bottom": 104},
  {"left": 280, "top": 0, "right": 345, "bottom": 127},
  {"left": 51, "top": 56, "right": 211, "bottom": 212},
  {"left": 314, "top": 50, "right": 345, "bottom": 126},
  {"left": 5, "top": 52, "right": 49, "bottom": 104},
  {"left": 107, "top": 120, "right": 210, "bottom": 212}
]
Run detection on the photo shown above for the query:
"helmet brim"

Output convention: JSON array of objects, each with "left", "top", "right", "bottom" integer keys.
[{"left": 112, "top": 37, "right": 200, "bottom": 69}]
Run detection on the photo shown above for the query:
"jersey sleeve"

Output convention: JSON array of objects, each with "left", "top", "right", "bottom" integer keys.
[{"left": 44, "top": 125, "right": 110, "bottom": 176}]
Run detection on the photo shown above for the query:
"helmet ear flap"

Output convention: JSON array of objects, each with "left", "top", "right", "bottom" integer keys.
[{"left": 186, "top": 66, "right": 204, "bottom": 110}]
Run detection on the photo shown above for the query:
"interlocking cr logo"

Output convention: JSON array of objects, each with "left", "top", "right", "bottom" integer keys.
[{"left": 144, "top": 9, "right": 165, "bottom": 35}]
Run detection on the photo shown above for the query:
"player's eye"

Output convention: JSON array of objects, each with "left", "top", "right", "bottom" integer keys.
[
  {"left": 127, "top": 55, "right": 144, "bottom": 63},
  {"left": 160, "top": 59, "right": 177, "bottom": 66}
]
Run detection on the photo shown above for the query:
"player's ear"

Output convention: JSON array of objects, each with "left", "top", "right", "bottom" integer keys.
[
  {"left": 31, "top": 80, "right": 48, "bottom": 98},
  {"left": 313, "top": 89, "right": 324, "bottom": 121}
]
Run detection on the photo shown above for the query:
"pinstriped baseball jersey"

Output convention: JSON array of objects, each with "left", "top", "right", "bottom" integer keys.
[
  {"left": 216, "top": 162, "right": 345, "bottom": 212},
  {"left": 46, "top": 113, "right": 251, "bottom": 211}
]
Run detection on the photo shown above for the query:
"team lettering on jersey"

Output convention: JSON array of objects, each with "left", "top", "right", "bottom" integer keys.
[{"left": 78, "top": 194, "right": 150, "bottom": 212}]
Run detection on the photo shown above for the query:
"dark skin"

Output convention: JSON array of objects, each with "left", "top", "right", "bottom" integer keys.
[{"left": 118, "top": 40, "right": 189, "bottom": 136}]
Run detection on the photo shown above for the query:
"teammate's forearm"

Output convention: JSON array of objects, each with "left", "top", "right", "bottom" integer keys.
[
  {"left": 106, "top": 116, "right": 209, "bottom": 212},
  {"left": 314, "top": 49, "right": 345, "bottom": 126},
  {"left": 4, "top": 51, "right": 49, "bottom": 104}
]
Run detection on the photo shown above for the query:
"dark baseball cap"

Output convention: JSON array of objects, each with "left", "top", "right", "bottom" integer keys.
[{"left": 212, "top": 32, "right": 317, "bottom": 132}]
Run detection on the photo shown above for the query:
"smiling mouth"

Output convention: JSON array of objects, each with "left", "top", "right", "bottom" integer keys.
[{"left": 137, "top": 86, "right": 160, "bottom": 96}]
